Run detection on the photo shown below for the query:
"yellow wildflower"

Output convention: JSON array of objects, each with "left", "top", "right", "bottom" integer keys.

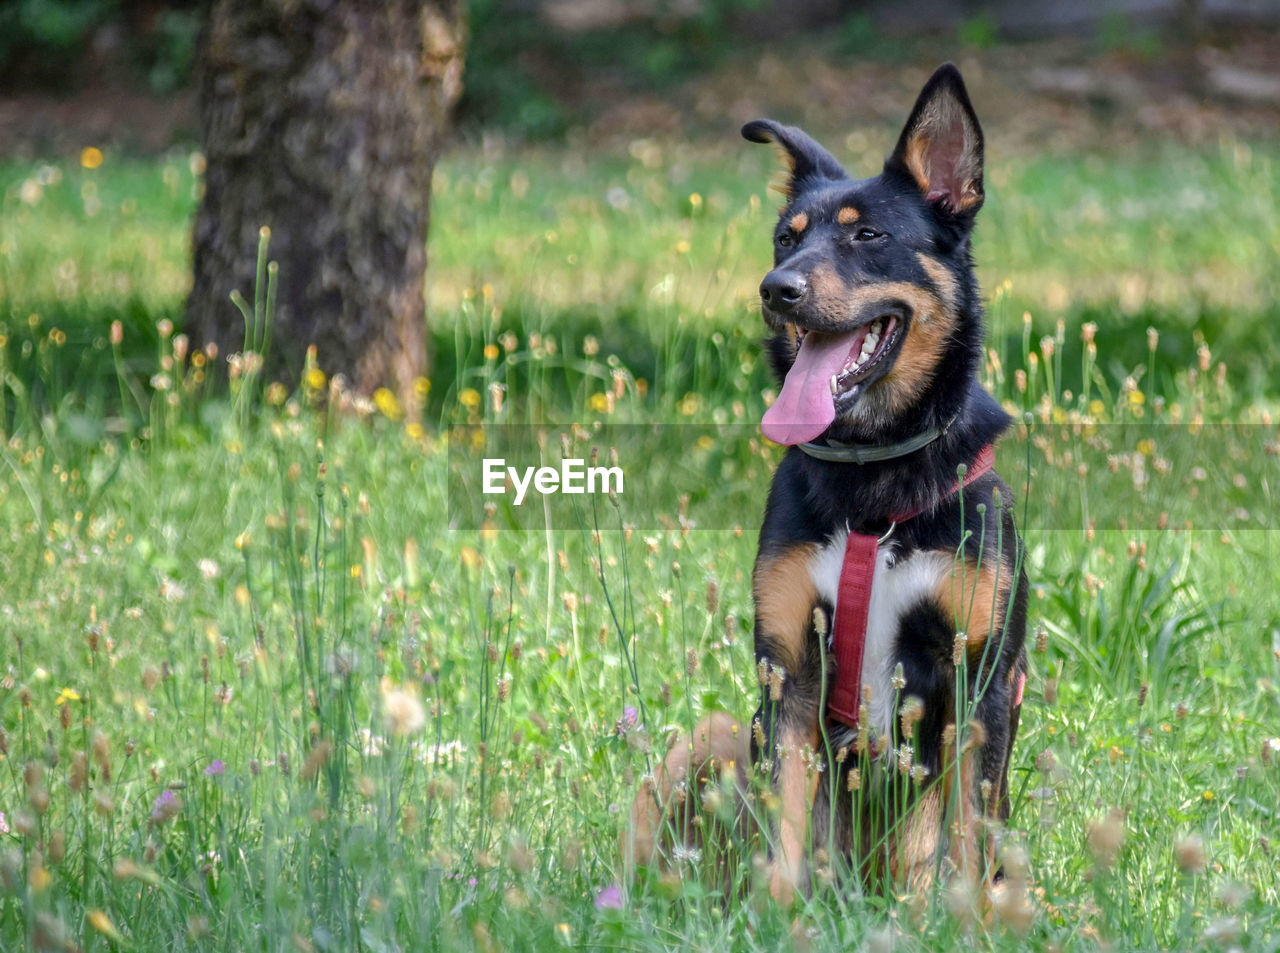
[
  {"left": 87, "top": 909, "right": 124, "bottom": 941},
  {"left": 374, "top": 387, "right": 402, "bottom": 420}
]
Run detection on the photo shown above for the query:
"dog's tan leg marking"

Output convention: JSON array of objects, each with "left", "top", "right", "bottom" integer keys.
[
  {"left": 934, "top": 721, "right": 1002, "bottom": 908},
  {"left": 932, "top": 553, "right": 1012, "bottom": 662},
  {"left": 753, "top": 544, "right": 823, "bottom": 905},
  {"left": 769, "top": 722, "right": 820, "bottom": 905},
  {"left": 752, "top": 545, "right": 818, "bottom": 674},
  {"left": 888, "top": 787, "right": 943, "bottom": 892},
  {"left": 621, "top": 712, "right": 749, "bottom": 878},
  {"left": 931, "top": 552, "right": 1013, "bottom": 894},
  {"left": 946, "top": 740, "right": 983, "bottom": 886}
]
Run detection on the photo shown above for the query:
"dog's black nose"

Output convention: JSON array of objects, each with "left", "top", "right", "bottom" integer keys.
[{"left": 759, "top": 269, "right": 808, "bottom": 311}]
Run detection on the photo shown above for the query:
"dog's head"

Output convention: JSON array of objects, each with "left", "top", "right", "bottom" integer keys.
[{"left": 744, "top": 64, "right": 986, "bottom": 446}]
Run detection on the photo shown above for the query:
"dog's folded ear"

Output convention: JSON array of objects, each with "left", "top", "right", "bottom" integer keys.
[
  {"left": 885, "top": 63, "right": 985, "bottom": 219},
  {"left": 742, "top": 119, "right": 846, "bottom": 200}
]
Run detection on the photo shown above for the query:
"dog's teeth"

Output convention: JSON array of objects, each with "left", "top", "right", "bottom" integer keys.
[{"left": 830, "top": 375, "right": 839, "bottom": 395}]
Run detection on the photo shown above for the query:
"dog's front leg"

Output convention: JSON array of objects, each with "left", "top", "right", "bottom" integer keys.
[{"left": 752, "top": 543, "right": 825, "bottom": 905}]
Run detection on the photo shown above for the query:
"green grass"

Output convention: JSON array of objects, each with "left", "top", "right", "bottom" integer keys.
[{"left": 1, "top": 137, "right": 1279, "bottom": 951}]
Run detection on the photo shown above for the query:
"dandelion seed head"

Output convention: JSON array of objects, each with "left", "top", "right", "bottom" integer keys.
[
  {"left": 865, "top": 927, "right": 895, "bottom": 953},
  {"left": 992, "top": 882, "right": 1035, "bottom": 934},
  {"left": 381, "top": 681, "right": 426, "bottom": 737},
  {"left": 944, "top": 882, "right": 976, "bottom": 925},
  {"left": 1175, "top": 833, "right": 1208, "bottom": 875},
  {"left": 1087, "top": 808, "right": 1125, "bottom": 869},
  {"left": 1203, "top": 917, "right": 1240, "bottom": 945},
  {"left": 671, "top": 844, "right": 702, "bottom": 865}
]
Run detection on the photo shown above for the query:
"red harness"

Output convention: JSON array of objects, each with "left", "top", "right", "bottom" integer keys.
[{"left": 827, "top": 444, "right": 1017, "bottom": 728}]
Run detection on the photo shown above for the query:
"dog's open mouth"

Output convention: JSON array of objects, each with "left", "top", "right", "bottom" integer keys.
[{"left": 762, "top": 315, "right": 902, "bottom": 446}]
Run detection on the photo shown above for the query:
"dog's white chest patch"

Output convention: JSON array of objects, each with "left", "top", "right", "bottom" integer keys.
[{"left": 809, "top": 533, "right": 952, "bottom": 738}]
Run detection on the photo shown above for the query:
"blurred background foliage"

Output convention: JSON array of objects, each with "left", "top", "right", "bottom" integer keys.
[
  {"left": 0, "top": 0, "right": 200, "bottom": 93},
  {"left": 6, "top": 0, "right": 1274, "bottom": 138},
  {"left": 2, "top": 0, "right": 1278, "bottom": 414}
]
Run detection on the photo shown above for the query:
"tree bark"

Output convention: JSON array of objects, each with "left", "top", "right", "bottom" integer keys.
[{"left": 187, "top": 0, "right": 464, "bottom": 401}]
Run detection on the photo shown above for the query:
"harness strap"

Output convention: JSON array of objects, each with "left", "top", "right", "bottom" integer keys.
[
  {"left": 828, "top": 530, "right": 880, "bottom": 727},
  {"left": 827, "top": 444, "right": 997, "bottom": 730}
]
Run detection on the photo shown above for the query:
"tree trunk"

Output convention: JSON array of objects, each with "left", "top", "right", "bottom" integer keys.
[{"left": 187, "top": 0, "right": 464, "bottom": 402}]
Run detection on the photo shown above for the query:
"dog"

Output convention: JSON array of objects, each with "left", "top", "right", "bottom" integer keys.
[{"left": 624, "top": 64, "right": 1027, "bottom": 906}]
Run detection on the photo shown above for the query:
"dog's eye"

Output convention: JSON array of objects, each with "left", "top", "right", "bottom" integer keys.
[
  {"left": 854, "top": 228, "right": 882, "bottom": 242},
  {"left": 776, "top": 233, "right": 794, "bottom": 247}
]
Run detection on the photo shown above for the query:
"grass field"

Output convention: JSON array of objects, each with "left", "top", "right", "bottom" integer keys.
[{"left": 1, "top": 132, "right": 1279, "bottom": 951}]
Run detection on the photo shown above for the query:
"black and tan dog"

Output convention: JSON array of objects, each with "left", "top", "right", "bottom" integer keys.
[{"left": 624, "top": 64, "right": 1027, "bottom": 904}]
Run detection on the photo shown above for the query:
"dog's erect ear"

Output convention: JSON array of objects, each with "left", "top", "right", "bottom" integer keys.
[
  {"left": 742, "top": 119, "right": 846, "bottom": 200},
  {"left": 885, "top": 64, "right": 984, "bottom": 218}
]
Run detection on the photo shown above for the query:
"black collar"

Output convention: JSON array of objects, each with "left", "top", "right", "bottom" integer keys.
[{"left": 796, "top": 416, "right": 954, "bottom": 464}]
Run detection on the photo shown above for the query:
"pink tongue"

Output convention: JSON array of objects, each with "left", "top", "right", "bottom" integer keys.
[{"left": 762, "top": 331, "right": 860, "bottom": 445}]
